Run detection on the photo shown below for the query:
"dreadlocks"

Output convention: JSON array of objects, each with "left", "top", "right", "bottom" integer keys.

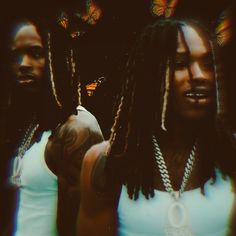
[
  {"left": 106, "top": 18, "right": 230, "bottom": 200},
  {"left": 41, "top": 22, "right": 82, "bottom": 129},
  {"left": 3, "top": 14, "right": 82, "bottom": 131}
]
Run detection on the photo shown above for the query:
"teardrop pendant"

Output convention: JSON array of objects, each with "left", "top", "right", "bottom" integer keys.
[{"left": 165, "top": 200, "right": 193, "bottom": 236}]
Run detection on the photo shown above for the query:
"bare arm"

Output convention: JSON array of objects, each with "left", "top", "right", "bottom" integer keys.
[
  {"left": 46, "top": 109, "right": 104, "bottom": 236},
  {"left": 77, "top": 141, "right": 120, "bottom": 236}
]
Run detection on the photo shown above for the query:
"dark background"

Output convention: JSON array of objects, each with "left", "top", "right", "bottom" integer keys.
[
  {"left": 0, "top": 0, "right": 235, "bottom": 234},
  {"left": 74, "top": 0, "right": 236, "bottom": 138}
]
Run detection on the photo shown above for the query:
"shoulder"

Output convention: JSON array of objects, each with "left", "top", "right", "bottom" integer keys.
[
  {"left": 58, "top": 106, "right": 103, "bottom": 141},
  {"left": 81, "top": 141, "right": 110, "bottom": 189},
  {"left": 82, "top": 141, "right": 110, "bottom": 172},
  {"left": 68, "top": 106, "right": 101, "bottom": 131},
  {"left": 78, "top": 141, "right": 119, "bottom": 236},
  {"left": 76, "top": 105, "right": 101, "bottom": 129},
  {"left": 49, "top": 107, "right": 104, "bottom": 159},
  {"left": 80, "top": 140, "right": 120, "bottom": 204}
]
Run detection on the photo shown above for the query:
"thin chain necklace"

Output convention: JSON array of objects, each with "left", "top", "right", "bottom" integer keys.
[
  {"left": 152, "top": 135, "right": 196, "bottom": 236},
  {"left": 11, "top": 122, "right": 39, "bottom": 187}
]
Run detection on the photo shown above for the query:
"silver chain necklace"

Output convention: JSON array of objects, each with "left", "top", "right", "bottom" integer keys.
[
  {"left": 11, "top": 123, "right": 39, "bottom": 187},
  {"left": 152, "top": 135, "right": 197, "bottom": 236}
]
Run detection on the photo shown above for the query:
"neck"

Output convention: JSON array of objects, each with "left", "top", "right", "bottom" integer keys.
[
  {"left": 160, "top": 123, "right": 195, "bottom": 150},
  {"left": 8, "top": 104, "right": 39, "bottom": 137},
  {"left": 11, "top": 85, "right": 41, "bottom": 109},
  {"left": 158, "top": 117, "right": 212, "bottom": 151}
]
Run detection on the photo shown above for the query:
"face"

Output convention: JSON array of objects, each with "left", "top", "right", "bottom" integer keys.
[
  {"left": 10, "top": 21, "right": 45, "bottom": 94},
  {"left": 171, "top": 24, "right": 215, "bottom": 122}
]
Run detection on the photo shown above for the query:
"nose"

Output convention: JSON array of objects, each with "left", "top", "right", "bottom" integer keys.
[
  {"left": 190, "top": 62, "right": 205, "bottom": 80},
  {"left": 19, "top": 54, "right": 32, "bottom": 66},
  {"left": 18, "top": 54, "right": 32, "bottom": 73}
]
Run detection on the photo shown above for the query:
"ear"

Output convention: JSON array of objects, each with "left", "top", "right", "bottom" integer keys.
[{"left": 215, "top": 8, "right": 233, "bottom": 46}]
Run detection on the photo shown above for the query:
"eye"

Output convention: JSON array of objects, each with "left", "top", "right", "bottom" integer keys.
[
  {"left": 10, "top": 50, "right": 21, "bottom": 63},
  {"left": 28, "top": 46, "right": 44, "bottom": 59},
  {"left": 175, "top": 60, "right": 189, "bottom": 70},
  {"left": 202, "top": 56, "right": 214, "bottom": 69}
]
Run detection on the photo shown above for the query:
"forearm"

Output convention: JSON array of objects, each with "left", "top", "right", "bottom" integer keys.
[{"left": 77, "top": 209, "right": 117, "bottom": 236}]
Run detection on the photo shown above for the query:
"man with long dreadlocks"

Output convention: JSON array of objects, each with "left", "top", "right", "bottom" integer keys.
[
  {"left": 2, "top": 10, "right": 103, "bottom": 236},
  {"left": 77, "top": 18, "right": 236, "bottom": 236}
]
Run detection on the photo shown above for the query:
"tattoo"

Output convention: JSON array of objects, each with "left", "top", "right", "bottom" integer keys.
[
  {"left": 91, "top": 153, "right": 108, "bottom": 194},
  {"left": 57, "top": 122, "right": 103, "bottom": 185},
  {"left": 63, "top": 127, "right": 90, "bottom": 157},
  {"left": 49, "top": 113, "right": 103, "bottom": 236}
]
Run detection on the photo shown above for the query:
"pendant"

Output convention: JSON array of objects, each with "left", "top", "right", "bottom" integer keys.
[
  {"left": 165, "top": 200, "right": 193, "bottom": 236},
  {"left": 11, "top": 175, "right": 22, "bottom": 187},
  {"left": 11, "top": 156, "right": 23, "bottom": 187}
]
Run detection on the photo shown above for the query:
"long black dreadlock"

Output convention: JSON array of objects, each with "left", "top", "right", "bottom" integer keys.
[
  {"left": 106, "top": 18, "right": 234, "bottom": 200},
  {"left": 1, "top": 10, "right": 82, "bottom": 163},
  {"left": 3, "top": 12, "right": 82, "bottom": 129}
]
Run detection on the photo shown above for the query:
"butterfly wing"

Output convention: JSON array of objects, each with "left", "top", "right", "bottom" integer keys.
[
  {"left": 86, "top": 82, "right": 98, "bottom": 97},
  {"left": 81, "top": 1, "right": 102, "bottom": 25},
  {"left": 216, "top": 20, "right": 231, "bottom": 46},
  {"left": 57, "top": 12, "right": 69, "bottom": 29},
  {"left": 85, "top": 77, "right": 106, "bottom": 96},
  {"left": 152, "top": 0, "right": 167, "bottom": 16},
  {"left": 216, "top": 8, "right": 232, "bottom": 46},
  {"left": 165, "top": 0, "right": 178, "bottom": 18}
]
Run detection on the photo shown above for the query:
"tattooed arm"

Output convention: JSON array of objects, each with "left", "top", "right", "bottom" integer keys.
[
  {"left": 45, "top": 108, "right": 104, "bottom": 236},
  {"left": 78, "top": 141, "right": 120, "bottom": 236}
]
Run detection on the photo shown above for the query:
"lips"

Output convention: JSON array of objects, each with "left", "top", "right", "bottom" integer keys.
[
  {"left": 183, "top": 87, "right": 214, "bottom": 105},
  {"left": 16, "top": 74, "right": 36, "bottom": 85}
]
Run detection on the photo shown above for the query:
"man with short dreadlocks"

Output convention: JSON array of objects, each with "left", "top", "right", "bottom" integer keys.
[
  {"left": 77, "top": 19, "right": 236, "bottom": 236},
  {"left": 2, "top": 11, "right": 103, "bottom": 236}
]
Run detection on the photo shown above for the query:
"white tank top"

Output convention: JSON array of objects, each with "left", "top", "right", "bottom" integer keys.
[
  {"left": 14, "top": 131, "right": 58, "bottom": 236},
  {"left": 117, "top": 170, "right": 235, "bottom": 236}
]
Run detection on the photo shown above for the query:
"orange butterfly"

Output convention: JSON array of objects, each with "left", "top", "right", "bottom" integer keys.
[
  {"left": 57, "top": 12, "right": 69, "bottom": 29},
  {"left": 151, "top": 0, "right": 178, "bottom": 18},
  {"left": 80, "top": 1, "right": 102, "bottom": 25},
  {"left": 85, "top": 76, "right": 106, "bottom": 96},
  {"left": 216, "top": 8, "right": 232, "bottom": 46}
]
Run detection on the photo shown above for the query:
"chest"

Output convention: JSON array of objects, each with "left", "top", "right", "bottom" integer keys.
[
  {"left": 117, "top": 177, "right": 236, "bottom": 236},
  {"left": 20, "top": 131, "right": 57, "bottom": 190},
  {"left": 153, "top": 146, "right": 213, "bottom": 191}
]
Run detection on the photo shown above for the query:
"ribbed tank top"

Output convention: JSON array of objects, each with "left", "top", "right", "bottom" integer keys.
[
  {"left": 13, "top": 131, "right": 58, "bottom": 236},
  {"left": 117, "top": 169, "right": 235, "bottom": 236}
]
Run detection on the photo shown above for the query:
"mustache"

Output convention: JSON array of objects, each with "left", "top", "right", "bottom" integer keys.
[
  {"left": 16, "top": 73, "right": 37, "bottom": 80},
  {"left": 184, "top": 81, "right": 215, "bottom": 98},
  {"left": 189, "top": 80, "right": 214, "bottom": 89},
  {"left": 183, "top": 80, "right": 215, "bottom": 98},
  {"left": 13, "top": 73, "right": 42, "bottom": 88}
]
